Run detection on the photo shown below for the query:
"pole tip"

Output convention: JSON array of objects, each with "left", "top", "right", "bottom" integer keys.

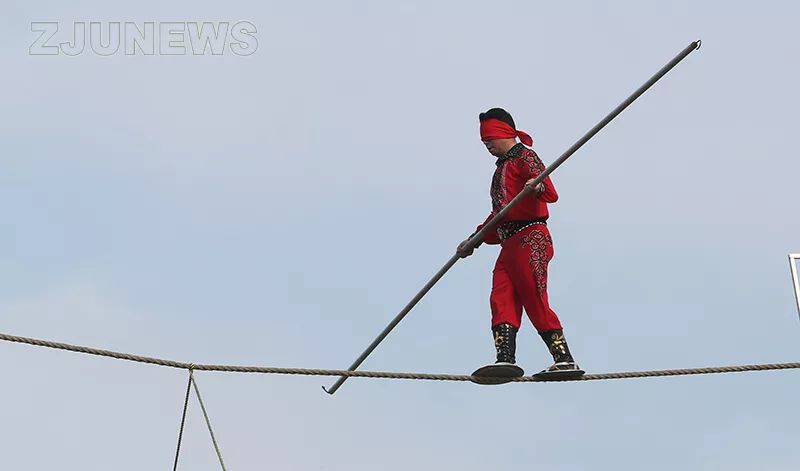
[
  {"left": 694, "top": 39, "right": 702, "bottom": 50},
  {"left": 322, "top": 385, "right": 335, "bottom": 395}
]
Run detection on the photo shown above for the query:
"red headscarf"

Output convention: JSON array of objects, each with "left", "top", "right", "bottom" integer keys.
[{"left": 480, "top": 118, "right": 533, "bottom": 147}]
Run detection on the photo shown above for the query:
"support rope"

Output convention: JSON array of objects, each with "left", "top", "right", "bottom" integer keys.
[
  {"left": 1, "top": 331, "right": 797, "bottom": 383},
  {"left": 173, "top": 370, "right": 193, "bottom": 471},
  {"left": 191, "top": 374, "right": 227, "bottom": 471}
]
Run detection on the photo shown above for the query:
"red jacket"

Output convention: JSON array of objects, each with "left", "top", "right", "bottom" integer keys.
[{"left": 476, "top": 143, "right": 558, "bottom": 245}]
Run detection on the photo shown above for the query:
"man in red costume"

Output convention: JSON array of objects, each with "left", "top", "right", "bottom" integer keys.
[{"left": 457, "top": 108, "right": 582, "bottom": 378}]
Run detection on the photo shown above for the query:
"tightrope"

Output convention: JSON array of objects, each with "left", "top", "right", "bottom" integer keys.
[{"left": 1, "top": 332, "right": 797, "bottom": 383}]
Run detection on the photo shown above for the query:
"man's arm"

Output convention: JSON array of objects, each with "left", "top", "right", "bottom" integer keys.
[
  {"left": 474, "top": 213, "right": 502, "bottom": 245},
  {"left": 457, "top": 213, "right": 502, "bottom": 258}
]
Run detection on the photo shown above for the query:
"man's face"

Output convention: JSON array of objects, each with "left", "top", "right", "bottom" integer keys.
[{"left": 483, "top": 139, "right": 503, "bottom": 157}]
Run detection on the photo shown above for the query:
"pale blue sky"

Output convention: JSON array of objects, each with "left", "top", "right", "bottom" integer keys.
[{"left": 2, "top": 1, "right": 799, "bottom": 470}]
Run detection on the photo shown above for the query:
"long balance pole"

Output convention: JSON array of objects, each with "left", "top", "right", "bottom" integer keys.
[{"left": 324, "top": 39, "right": 703, "bottom": 395}]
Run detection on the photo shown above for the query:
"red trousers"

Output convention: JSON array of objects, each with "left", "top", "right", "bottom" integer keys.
[{"left": 490, "top": 225, "right": 562, "bottom": 332}]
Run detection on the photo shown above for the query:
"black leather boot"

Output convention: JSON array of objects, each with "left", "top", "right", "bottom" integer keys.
[
  {"left": 493, "top": 323, "right": 518, "bottom": 364},
  {"left": 540, "top": 329, "right": 574, "bottom": 364},
  {"left": 537, "top": 329, "right": 583, "bottom": 377},
  {"left": 471, "top": 323, "right": 524, "bottom": 384}
]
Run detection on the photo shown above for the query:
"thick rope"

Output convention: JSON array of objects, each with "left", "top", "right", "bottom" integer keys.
[
  {"left": 191, "top": 375, "right": 227, "bottom": 471},
  {"left": 173, "top": 370, "right": 193, "bottom": 471},
  {"left": 1, "top": 331, "right": 798, "bottom": 383}
]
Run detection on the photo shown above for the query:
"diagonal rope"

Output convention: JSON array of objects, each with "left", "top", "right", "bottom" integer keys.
[
  {"left": 173, "top": 369, "right": 193, "bottom": 471},
  {"left": 0, "top": 331, "right": 798, "bottom": 383},
  {"left": 191, "top": 374, "right": 227, "bottom": 471}
]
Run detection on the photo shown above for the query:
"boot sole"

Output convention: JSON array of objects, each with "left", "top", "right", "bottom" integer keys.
[
  {"left": 532, "top": 368, "right": 586, "bottom": 381},
  {"left": 470, "top": 363, "right": 525, "bottom": 385}
]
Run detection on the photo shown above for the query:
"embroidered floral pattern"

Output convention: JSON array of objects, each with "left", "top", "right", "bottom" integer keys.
[
  {"left": 504, "top": 143, "right": 525, "bottom": 160},
  {"left": 490, "top": 162, "right": 508, "bottom": 213},
  {"left": 490, "top": 144, "right": 525, "bottom": 213},
  {"left": 521, "top": 228, "right": 553, "bottom": 294},
  {"left": 521, "top": 149, "right": 546, "bottom": 177}
]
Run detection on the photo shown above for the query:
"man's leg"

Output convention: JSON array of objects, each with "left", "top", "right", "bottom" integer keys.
[
  {"left": 507, "top": 227, "right": 579, "bottom": 372},
  {"left": 490, "top": 250, "right": 523, "bottom": 364}
]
